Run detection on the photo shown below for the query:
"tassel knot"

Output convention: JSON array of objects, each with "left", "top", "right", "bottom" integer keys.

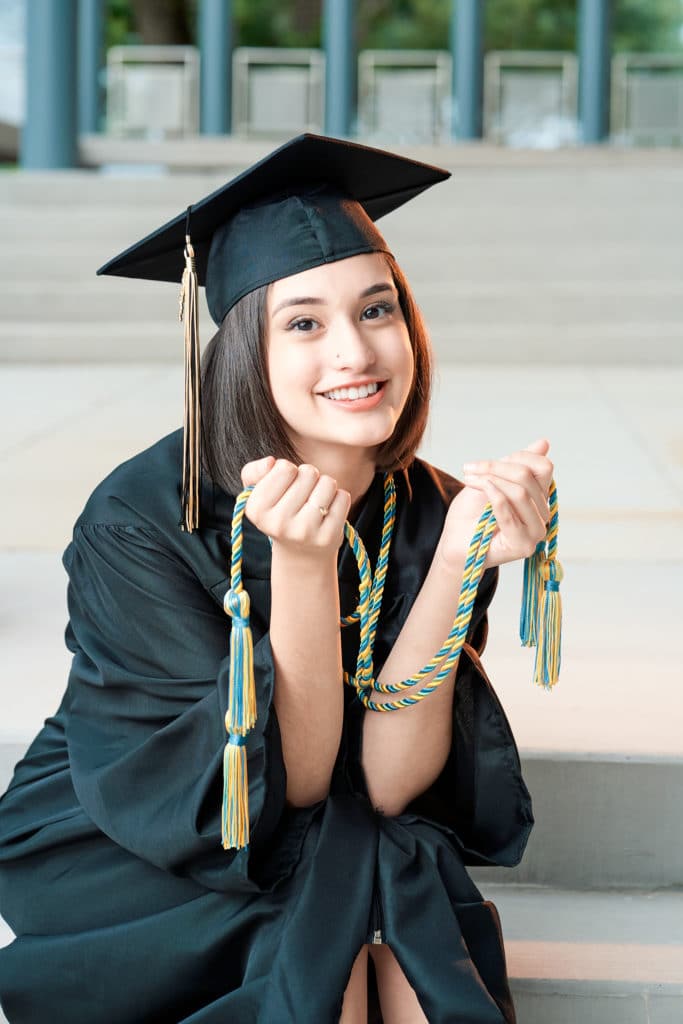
[{"left": 224, "top": 587, "right": 250, "bottom": 627}]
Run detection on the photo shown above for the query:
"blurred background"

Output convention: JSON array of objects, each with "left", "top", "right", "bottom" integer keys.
[
  {"left": 3, "top": 0, "right": 683, "bottom": 148},
  {"left": 1, "top": 2, "right": 682, "bottom": 1022}
]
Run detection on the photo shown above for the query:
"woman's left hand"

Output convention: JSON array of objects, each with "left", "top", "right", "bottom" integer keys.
[{"left": 438, "top": 438, "right": 554, "bottom": 570}]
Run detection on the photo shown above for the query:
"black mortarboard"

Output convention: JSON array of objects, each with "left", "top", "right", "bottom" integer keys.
[{"left": 96, "top": 133, "right": 451, "bottom": 532}]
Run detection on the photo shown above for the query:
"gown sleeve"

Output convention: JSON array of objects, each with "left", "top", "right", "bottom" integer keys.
[
  {"left": 61, "top": 520, "right": 306, "bottom": 895},
  {"left": 403, "top": 562, "right": 535, "bottom": 868}
]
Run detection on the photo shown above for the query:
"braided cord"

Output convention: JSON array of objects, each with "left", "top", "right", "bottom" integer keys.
[
  {"left": 229, "top": 470, "right": 560, "bottom": 717},
  {"left": 344, "top": 481, "right": 498, "bottom": 711},
  {"left": 340, "top": 474, "right": 396, "bottom": 630},
  {"left": 229, "top": 488, "right": 250, "bottom": 592}
]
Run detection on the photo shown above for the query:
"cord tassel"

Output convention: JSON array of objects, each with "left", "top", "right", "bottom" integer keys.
[
  {"left": 222, "top": 734, "right": 249, "bottom": 850},
  {"left": 519, "top": 540, "right": 545, "bottom": 646},
  {"left": 178, "top": 227, "right": 202, "bottom": 533},
  {"left": 222, "top": 587, "right": 256, "bottom": 850},
  {"left": 533, "top": 557, "right": 564, "bottom": 690}
]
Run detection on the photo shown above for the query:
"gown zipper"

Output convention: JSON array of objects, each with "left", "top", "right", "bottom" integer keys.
[{"left": 370, "top": 878, "right": 384, "bottom": 944}]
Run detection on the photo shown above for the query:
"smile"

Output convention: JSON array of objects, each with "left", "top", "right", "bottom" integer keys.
[{"left": 321, "top": 381, "right": 383, "bottom": 402}]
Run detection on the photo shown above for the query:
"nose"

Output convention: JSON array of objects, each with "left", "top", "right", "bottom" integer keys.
[{"left": 330, "top": 315, "right": 376, "bottom": 371}]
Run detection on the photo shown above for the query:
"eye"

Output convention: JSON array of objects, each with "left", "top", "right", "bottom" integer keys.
[
  {"left": 361, "top": 301, "right": 395, "bottom": 321},
  {"left": 287, "top": 316, "right": 320, "bottom": 333}
]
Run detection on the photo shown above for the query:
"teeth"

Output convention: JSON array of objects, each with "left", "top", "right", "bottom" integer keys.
[{"left": 323, "top": 382, "right": 380, "bottom": 401}]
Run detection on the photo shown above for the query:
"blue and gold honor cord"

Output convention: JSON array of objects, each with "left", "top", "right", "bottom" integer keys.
[{"left": 222, "top": 474, "right": 563, "bottom": 849}]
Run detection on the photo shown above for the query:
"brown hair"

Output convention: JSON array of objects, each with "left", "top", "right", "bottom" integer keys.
[{"left": 200, "top": 252, "right": 433, "bottom": 496}]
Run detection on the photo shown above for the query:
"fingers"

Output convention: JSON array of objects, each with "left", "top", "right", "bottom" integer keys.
[
  {"left": 272, "top": 464, "right": 338, "bottom": 524},
  {"left": 479, "top": 476, "right": 548, "bottom": 557},
  {"left": 500, "top": 439, "right": 554, "bottom": 489},
  {"left": 463, "top": 459, "right": 551, "bottom": 525},
  {"left": 241, "top": 455, "right": 276, "bottom": 488},
  {"left": 242, "top": 458, "right": 351, "bottom": 546}
]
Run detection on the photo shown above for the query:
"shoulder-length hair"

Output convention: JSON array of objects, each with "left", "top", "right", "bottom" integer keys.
[{"left": 200, "top": 252, "right": 433, "bottom": 496}]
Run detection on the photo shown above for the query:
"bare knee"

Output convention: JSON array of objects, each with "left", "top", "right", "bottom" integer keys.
[
  {"left": 368, "top": 944, "right": 428, "bottom": 1024},
  {"left": 339, "top": 944, "right": 369, "bottom": 1024}
]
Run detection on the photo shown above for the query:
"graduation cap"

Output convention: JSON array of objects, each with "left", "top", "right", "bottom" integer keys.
[{"left": 97, "top": 133, "right": 451, "bottom": 533}]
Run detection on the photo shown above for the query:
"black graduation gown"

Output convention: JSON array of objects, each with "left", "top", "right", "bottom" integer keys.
[{"left": 0, "top": 428, "right": 533, "bottom": 1024}]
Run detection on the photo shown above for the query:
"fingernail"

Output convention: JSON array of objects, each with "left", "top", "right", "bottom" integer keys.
[{"left": 463, "top": 462, "right": 482, "bottom": 472}]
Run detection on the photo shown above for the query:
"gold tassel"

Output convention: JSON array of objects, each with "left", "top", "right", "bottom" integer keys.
[
  {"left": 533, "top": 557, "right": 564, "bottom": 690},
  {"left": 222, "top": 733, "right": 249, "bottom": 850},
  {"left": 178, "top": 229, "right": 201, "bottom": 533}
]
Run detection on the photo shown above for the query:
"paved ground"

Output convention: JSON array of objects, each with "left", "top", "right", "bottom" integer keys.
[{"left": 1, "top": 361, "right": 681, "bottom": 762}]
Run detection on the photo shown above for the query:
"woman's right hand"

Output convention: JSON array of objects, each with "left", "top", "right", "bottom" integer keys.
[{"left": 240, "top": 457, "right": 351, "bottom": 558}]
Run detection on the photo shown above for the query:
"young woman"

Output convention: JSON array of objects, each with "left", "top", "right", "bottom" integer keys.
[{"left": 0, "top": 135, "right": 550, "bottom": 1023}]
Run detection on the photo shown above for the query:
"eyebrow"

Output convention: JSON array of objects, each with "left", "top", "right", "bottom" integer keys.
[{"left": 271, "top": 281, "right": 396, "bottom": 317}]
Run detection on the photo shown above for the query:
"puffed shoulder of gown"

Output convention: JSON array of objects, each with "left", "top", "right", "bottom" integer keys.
[{"left": 0, "top": 428, "right": 533, "bottom": 1024}]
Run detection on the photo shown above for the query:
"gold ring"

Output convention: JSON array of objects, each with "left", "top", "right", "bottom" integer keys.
[{"left": 318, "top": 505, "right": 330, "bottom": 519}]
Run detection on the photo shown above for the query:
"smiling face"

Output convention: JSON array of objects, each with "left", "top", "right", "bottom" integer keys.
[{"left": 265, "top": 252, "right": 415, "bottom": 471}]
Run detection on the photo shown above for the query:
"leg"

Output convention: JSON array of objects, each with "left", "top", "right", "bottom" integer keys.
[
  {"left": 339, "top": 944, "right": 369, "bottom": 1024},
  {"left": 369, "top": 944, "right": 428, "bottom": 1024}
]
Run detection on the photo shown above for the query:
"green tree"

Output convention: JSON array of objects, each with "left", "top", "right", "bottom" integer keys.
[{"left": 105, "top": 0, "right": 683, "bottom": 53}]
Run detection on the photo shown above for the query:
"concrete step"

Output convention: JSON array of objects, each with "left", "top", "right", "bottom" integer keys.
[
  {"left": 481, "top": 883, "right": 683, "bottom": 1024},
  {"left": 470, "top": 755, "right": 683, "bottom": 890},
  {"left": 1, "top": 886, "right": 681, "bottom": 1024},
  {"left": 2, "top": 143, "right": 683, "bottom": 205},
  {"left": 3, "top": 227, "right": 680, "bottom": 281},
  {"left": 3, "top": 279, "right": 683, "bottom": 325},
  {"left": 2, "top": 319, "right": 682, "bottom": 364}
]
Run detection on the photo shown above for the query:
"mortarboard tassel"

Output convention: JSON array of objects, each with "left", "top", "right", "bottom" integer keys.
[
  {"left": 222, "top": 491, "right": 257, "bottom": 850},
  {"left": 178, "top": 210, "right": 202, "bottom": 534}
]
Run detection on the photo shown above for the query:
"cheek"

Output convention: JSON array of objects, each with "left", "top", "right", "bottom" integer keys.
[
  {"left": 393, "top": 330, "right": 415, "bottom": 386},
  {"left": 266, "top": 341, "right": 318, "bottom": 410}
]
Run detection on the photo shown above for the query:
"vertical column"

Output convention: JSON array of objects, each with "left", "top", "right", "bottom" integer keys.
[
  {"left": 79, "top": 0, "right": 104, "bottom": 133},
  {"left": 200, "top": 0, "right": 232, "bottom": 134},
  {"left": 323, "top": 0, "right": 354, "bottom": 137},
  {"left": 450, "top": 0, "right": 484, "bottom": 140},
  {"left": 21, "top": 0, "right": 78, "bottom": 168},
  {"left": 578, "top": 0, "right": 612, "bottom": 143}
]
